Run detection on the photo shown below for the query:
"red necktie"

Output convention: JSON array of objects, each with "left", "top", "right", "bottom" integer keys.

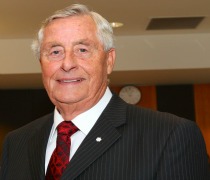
[{"left": 46, "top": 121, "right": 78, "bottom": 180}]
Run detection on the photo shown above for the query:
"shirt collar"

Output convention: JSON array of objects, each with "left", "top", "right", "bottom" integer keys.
[{"left": 49, "top": 87, "right": 112, "bottom": 141}]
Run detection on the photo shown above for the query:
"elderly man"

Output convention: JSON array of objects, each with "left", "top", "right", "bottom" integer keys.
[{"left": 0, "top": 4, "right": 209, "bottom": 180}]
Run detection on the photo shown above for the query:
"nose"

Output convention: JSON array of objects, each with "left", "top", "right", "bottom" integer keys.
[{"left": 61, "top": 52, "right": 77, "bottom": 72}]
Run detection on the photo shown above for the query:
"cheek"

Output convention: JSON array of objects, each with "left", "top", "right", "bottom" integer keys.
[
  {"left": 40, "top": 61, "right": 58, "bottom": 90},
  {"left": 41, "top": 61, "right": 58, "bottom": 79},
  {"left": 91, "top": 62, "right": 108, "bottom": 82},
  {"left": 41, "top": 67, "right": 51, "bottom": 92},
  {"left": 41, "top": 67, "right": 51, "bottom": 86}
]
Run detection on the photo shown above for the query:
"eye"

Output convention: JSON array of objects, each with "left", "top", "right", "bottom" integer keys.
[
  {"left": 73, "top": 44, "right": 94, "bottom": 59},
  {"left": 74, "top": 44, "right": 89, "bottom": 54},
  {"left": 45, "top": 46, "right": 65, "bottom": 61},
  {"left": 50, "top": 50, "right": 62, "bottom": 56},
  {"left": 79, "top": 48, "right": 87, "bottom": 53},
  {"left": 51, "top": 50, "right": 60, "bottom": 55}
]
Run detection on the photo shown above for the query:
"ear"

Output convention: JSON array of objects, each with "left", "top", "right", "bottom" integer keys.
[{"left": 106, "top": 48, "right": 116, "bottom": 75}]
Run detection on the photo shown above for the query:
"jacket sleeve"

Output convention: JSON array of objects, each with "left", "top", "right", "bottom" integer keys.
[{"left": 157, "top": 120, "right": 210, "bottom": 180}]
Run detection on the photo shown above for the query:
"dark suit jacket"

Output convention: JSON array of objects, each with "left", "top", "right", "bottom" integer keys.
[{"left": 0, "top": 94, "right": 209, "bottom": 180}]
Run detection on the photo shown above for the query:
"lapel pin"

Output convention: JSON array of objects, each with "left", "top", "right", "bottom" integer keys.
[{"left": 96, "top": 137, "right": 102, "bottom": 142}]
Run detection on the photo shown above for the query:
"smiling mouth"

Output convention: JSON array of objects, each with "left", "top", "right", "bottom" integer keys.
[{"left": 59, "top": 78, "right": 84, "bottom": 83}]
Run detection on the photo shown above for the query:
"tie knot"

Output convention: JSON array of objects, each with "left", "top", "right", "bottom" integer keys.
[{"left": 57, "top": 121, "right": 78, "bottom": 137}]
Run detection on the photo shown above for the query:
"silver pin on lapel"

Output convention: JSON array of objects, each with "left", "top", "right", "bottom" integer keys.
[{"left": 96, "top": 137, "right": 102, "bottom": 142}]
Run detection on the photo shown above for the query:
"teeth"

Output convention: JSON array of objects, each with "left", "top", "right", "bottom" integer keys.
[{"left": 63, "top": 79, "right": 80, "bottom": 83}]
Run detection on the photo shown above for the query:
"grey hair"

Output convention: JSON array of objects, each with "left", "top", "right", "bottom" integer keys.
[{"left": 31, "top": 4, "right": 114, "bottom": 59}]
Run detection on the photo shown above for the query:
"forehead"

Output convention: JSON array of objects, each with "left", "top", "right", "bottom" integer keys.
[
  {"left": 41, "top": 15, "right": 102, "bottom": 50},
  {"left": 43, "top": 15, "right": 98, "bottom": 39}
]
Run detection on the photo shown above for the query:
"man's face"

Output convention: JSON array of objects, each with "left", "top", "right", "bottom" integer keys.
[{"left": 40, "top": 15, "right": 115, "bottom": 108}]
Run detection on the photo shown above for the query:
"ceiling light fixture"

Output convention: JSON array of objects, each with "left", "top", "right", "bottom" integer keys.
[{"left": 110, "top": 22, "right": 124, "bottom": 28}]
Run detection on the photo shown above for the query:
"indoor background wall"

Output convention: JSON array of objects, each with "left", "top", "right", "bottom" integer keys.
[
  {"left": 0, "top": 84, "right": 209, "bottom": 157},
  {"left": 194, "top": 84, "right": 210, "bottom": 157}
]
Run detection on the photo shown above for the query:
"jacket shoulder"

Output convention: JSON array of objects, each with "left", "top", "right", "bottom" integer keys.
[{"left": 126, "top": 104, "right": 195, "bottom": 127}]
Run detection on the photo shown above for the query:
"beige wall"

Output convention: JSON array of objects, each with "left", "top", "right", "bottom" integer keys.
[{"left": 1, "top": 34, "right": 210, "bottom": 74}]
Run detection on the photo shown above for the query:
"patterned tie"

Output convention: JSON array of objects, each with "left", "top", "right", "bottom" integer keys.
[{"left": 46, "top": 121, "right": 78, "bottom": 180}]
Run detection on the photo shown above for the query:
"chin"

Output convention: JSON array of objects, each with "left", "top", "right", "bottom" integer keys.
[
  {"left": 54, "top": 94, "right": 84, "bottom": 104},
  {"left": 51, "top": 88, "right": 89, "bottom": 103}
]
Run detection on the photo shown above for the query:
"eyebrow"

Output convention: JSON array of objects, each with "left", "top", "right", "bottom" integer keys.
[
  {"left": 43, "top": 42, "right": 62, "bottom": 48},
  {"left": 72, "top": 39, "right": 97, "bottom": 47}
]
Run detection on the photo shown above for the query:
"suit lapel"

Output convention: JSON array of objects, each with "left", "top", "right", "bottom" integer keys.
[
  {"left": 62, "top": 95, "right": 127, "bottom": 180},
  {"left": 28, "top": 113, "right": 53, "bottom": 180}
]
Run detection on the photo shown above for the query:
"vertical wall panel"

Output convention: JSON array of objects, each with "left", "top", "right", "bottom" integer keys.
[
  {"left": 137, "top": 86, "right": 157, "bottom": 110},
  {"left": 0, "top": 124, "right": 13, "bottom": 155},
  {"left": 156, "top": 85, "right": 195, "bottom": 121},
  {"left": 194, "top": 84, "right": 210, "bottom": 156}
]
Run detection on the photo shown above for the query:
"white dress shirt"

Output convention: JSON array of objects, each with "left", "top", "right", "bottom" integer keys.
[{"left": 45, "top": 87, "right": 112, "bottom": 173}]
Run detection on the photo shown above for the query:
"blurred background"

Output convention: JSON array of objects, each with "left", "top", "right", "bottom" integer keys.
[{"left": 0, "top": 0, "right": 210, "bottom": 159}]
